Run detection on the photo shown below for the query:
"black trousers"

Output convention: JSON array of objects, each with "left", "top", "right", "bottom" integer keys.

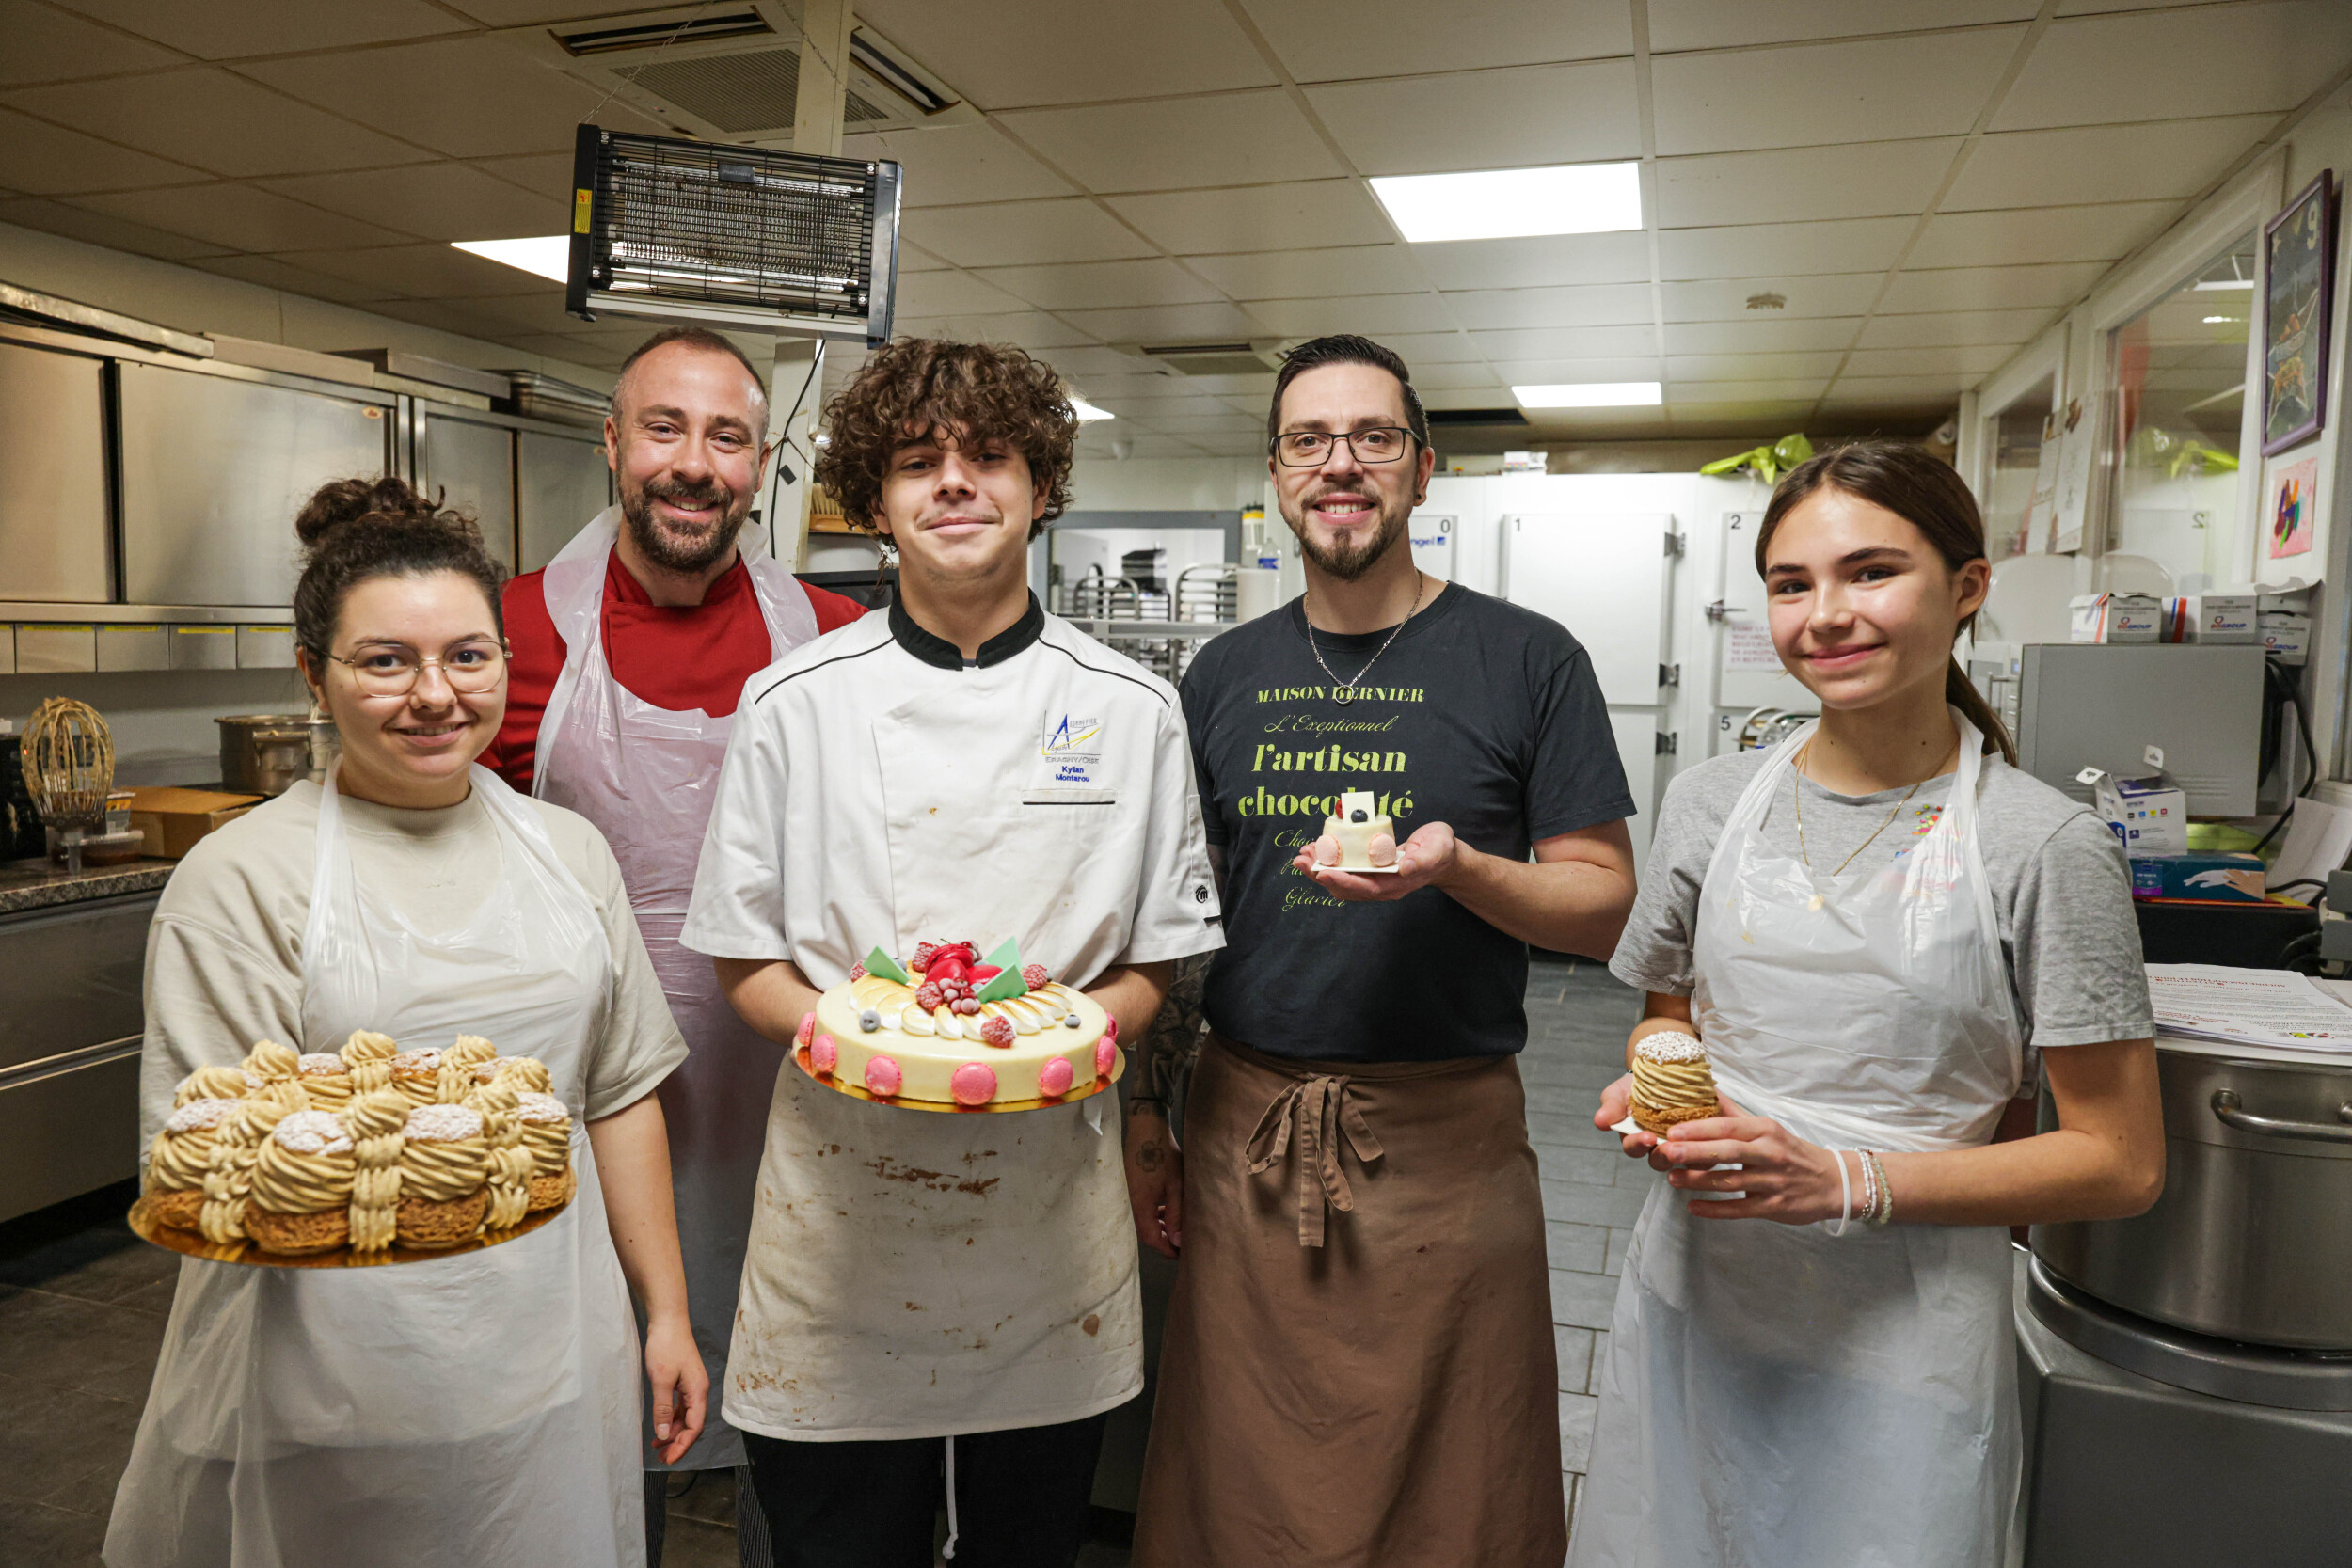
[{"left": 742, "top": 1413, "right": 1111, "bottom": 1568}]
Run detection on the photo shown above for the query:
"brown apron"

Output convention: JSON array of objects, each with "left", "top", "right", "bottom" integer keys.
[{"left": 1134, "top": 1034, "right": 1565, "bottom": 1568}]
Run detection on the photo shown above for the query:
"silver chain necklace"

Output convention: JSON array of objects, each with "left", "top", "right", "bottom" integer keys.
[{"left": 1305, "top": 573, "right": 1423, "bottom": 705}]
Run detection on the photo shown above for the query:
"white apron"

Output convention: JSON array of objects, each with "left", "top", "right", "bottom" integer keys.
[
  {"left": 106, "top": 764, "right": 643, "bottom": 1568},
  {"left": 1573, "top": 714, "right": 2024, "bottom": 1568},
  {"left": 532, "top": 506, "right": 818, "bottom": 1470}
]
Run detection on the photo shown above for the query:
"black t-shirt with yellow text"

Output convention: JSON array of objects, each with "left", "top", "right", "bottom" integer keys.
[{"left": 1182, "top": 583, "right": 1633, "bottom": 1061}]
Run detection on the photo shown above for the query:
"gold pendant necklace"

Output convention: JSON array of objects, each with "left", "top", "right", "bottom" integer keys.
[{"left": 1791, "top": 738, "right": 1952, "bottom": 909}]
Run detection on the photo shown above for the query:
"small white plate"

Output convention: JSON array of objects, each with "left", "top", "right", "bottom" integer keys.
[
  {"left": 1309, "top": 861, "right": 1400, "bottom": 876},
  {"left": 1611, "top": 1115, "right": 1641, "bottom": 1136}
]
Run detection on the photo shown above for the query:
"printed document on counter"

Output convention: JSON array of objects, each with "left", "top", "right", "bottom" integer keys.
[{"left": 2146, "top": 963, "right": 2352, "bottom": 1051}]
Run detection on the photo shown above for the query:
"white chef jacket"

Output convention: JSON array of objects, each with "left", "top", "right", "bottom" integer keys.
[{"left": 681, "top": 594, "right": 1223, "bottom": 1441}]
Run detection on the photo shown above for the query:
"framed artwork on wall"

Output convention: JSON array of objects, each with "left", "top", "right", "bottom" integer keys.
[{"left": 2261, "top": 170, "right": 2336, "bottom": 456}]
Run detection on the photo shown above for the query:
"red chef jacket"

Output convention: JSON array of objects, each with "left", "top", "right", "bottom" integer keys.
[{"left": 486, "top": 548, "right": 868, "bottom": 791}]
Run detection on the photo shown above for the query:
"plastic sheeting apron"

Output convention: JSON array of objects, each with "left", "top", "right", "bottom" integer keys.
[
  {"left": 532, "top": 506, "right": 818, "bottom": 1471},
  {"left": 1573, "top": 714, "right": 2025, "bottom": 1568},
  {"left": 105, "top": 763, "right": 641, "bottom": 1568}
]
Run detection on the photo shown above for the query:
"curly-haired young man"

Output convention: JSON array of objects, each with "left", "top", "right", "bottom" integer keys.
[{"left": 684, "top": 339, "right": 1224, "bottom": 1568}]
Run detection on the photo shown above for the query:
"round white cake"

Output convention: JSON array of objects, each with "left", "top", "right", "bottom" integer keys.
[{"left": 804, "top": 941, "right": 1116, "bottom": 1108}]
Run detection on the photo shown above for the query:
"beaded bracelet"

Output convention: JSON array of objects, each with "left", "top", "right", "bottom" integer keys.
[{"left": 1865, "top": 1150, "right": 1894, "bottom": 1226}]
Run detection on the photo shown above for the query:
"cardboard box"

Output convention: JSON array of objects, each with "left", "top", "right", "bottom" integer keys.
[
  {"left": 127, "top": 786, "right": 263, "bottom": 859},
  {"left": 2129, "top": 852, "right": 2269, "bottom": 903},
  {"left": 2070, "top": 593, "right": 2161, "bottom": 643},
  {"left": 2078, "top": 762, "right": 2188, "bottom": 857},
  {"left": 2261, "top": 611, "right": 2311, "bottom": 665},
  {"left": 2160, "top": 593, "right": 2259, "bottom": 643}
]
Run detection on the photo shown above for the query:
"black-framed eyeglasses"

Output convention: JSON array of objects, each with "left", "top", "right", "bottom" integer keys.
[
  {"left": 1270, "top": 427, "right": 1415, "bottom": 467},
  {"left": 327, "top": 641, "right": 509, "bottom": 697}
]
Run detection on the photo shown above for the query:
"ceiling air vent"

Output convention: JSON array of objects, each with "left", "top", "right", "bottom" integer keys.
[
  {"left": 1136, "top": 341, "right": 1280, "bottom": 376},
  {"left": 514, "top": 5, "right": 978, "bottom": 143},
  {"left": 1426, "top": 408, "right": 1529, "bottom": 427}
]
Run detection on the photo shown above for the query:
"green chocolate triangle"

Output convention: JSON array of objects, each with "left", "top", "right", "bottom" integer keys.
[
  {"left": 864, "top": 945, "right": 912, "bottom": 985},
  {"left": 974, "top": 938, "right": 1026, "bottom": 1002}
]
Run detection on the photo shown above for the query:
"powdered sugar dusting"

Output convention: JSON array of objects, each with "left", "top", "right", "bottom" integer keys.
[
  {"left": 166, "top": 1098, "right": 240, "bottom": 1132},
  {"left": 272, "top": 1109, "right": 354, "bottom": 1156},
  {"left": 297, "top": 1053, "right": 345, "bottom": 1077},
  {"left": 404, "top": 1102, "right": 483, "bottom": 1142},
  {"left": 514, "top": 1092, "right": 568, "bottom": 1124},
  {"left": 392, "top": 1048, "right": 442, "bottom": 1074},
  {"left": 1634, "top": 1031, "right": 1708, "bottom": 1064}
]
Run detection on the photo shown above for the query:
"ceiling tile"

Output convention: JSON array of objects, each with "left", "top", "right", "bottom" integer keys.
[
  {"left": 1488, "top": 356, "right": 1666, "bottom": 383},
  {"left": 974, "top": 258, "right": 1222, "bottom": 311},
  {"left": 255, "top": 163, "right": 567, "bottom": 245},
  {"left": 1410, "top": 363, "right": 1505, "bottom": 390},
  {"left": 896, "top": 269, "right": 1034, "bottom": 316},
  {"left": 1306, "top": 58, "right": 1641, "bottom": 175},
  {"left": 1443, "top": 282, "right": 1654, "bottom": 331},
  {"left": 1410, "top": 231, "right": 1651, "bottom": 291},
  {"left": 1186, "top": 245, "right": 1427, "bottom": 299},
  {"left": 1653, "top": 29, "right": 2025, "bottom": 155},
  {"left": 1878, "top": 261, "right": 2106, "bottom": 313},
  {"left": 1000, "top": 90, "right": 1343, "bottom": 194},
  {"left": 891, "top": 309, "right": 1102, "bottom": 348},
  {"left": 71, "top": 184, "right": 413, "bottom": 251},
  {"left": 897, "top": 243, "right": 950, "bottom": 272},
  {"left": 1656, "top": 139, "right": 1961, "bottom": 226},
  {"left": 3, "top": 68, "right": 428, "bottom": 176},
  {"left": 1129, "top": 414, "right": 1266, "bottom": 436},
  {"left": 237, "top": 40, "right": 606, "bottom": 159},
  {"left": 1036, "top": 345, "right": 1159, "bottom": 379},
  {"left": 845, "top": 123, "right": 1075, "bottom": 208},
  {"left": 0, "top": 0, "right": 184, "bottom": 85},
  {"left": 1994, "top": 2, "right": 2352, "bottom": 131},
  {"left": 360, "top": 296, "right": 530, "bottom": 341},
  {"left": 274, "top": 242, "right": 559, "bottom": 298},
  {"left": 1824, "top": 372, "right": 1974, "bottom": 399},
  {"left": 1855, "top": 308, "right": 2057, "bottom": 348},
  {"left": 1649, "top": 0, "right": 2039, "bottom": 51},
  {"left": 1661, "top": 317, "right": 1862, "bottom": 354},
  {"left": 0, "top": 193, "right": 228, "bottom": 260},
  {"left": 850, "top": 0, "right": 1276, "bottom": 109},
  {"left": 1656, "top": 217, "right": 1915, "bottom": 279},
  {"left": 470, "top": 150, "right": 576, "bottom": 200},
  {"left": 59, "top": 0, "right": 461, "bottom": 56},
  {"left": 1056, "top": 373, "right": 1211, "bottom": 403},
  {"left": 1907, "top": 200, "right": 2176, "bottom": 269},
  {"left": 1667, "top": 351, "right": 1846, "bottom": 380},
  {"left": 1374, "top": 330, "right": 1484, "bottom": 364},
  {"left": 1106, "top": 180, "right": 1394, "bottom": 253},
  {"left": 903, "top": 198, "right": 1156, "bottom": 268},
  {"left": 1943, "top": 116, "right": 2275, "bottom": 209},
  {"left": 1663, "top": 378, "right": 1827, "bottom": 402},
  {"left": 1242, "top": 0, "right": 1633, "bottom": 81},
  {"left": 1662, "top": 273, "right": 1883, "bottom": 323},
  {"left": 1471, "top": 325, "right": 1664, "bottom": 358},
  {"left": 1246, "top": 293, "right": 1459, "bottom": 336},
  {"left": 0, "top": 104, "right": 208, "bottom": 193},
  {"left": 183, "top": 253, "right": 395, "bottom": 304},
  {"left": 1842, "top": 345, "right": 2014, "bottom": 377},
  {"left": 1058, "top": 301, "right": 1269, "bottom": 342}
]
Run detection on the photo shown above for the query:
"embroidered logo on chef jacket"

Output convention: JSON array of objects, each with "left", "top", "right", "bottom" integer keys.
[{"left": 1026, "top": 711, "right": 1115, "bottom": 802}]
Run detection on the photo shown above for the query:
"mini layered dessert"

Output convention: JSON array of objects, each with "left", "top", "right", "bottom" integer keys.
[
  {"left": 467, "top": 1079, "right": 536, "bottom": 1231},
  {"left": 341, "top": 1031, "right": 399, "bottom": 1097},
  {"left": 1629, "top": 1031, "right": 1722, "bottom": 1136},
  {"left": 246, "top": 1109, "right": 357, "bottom": 1256},
  {"left": 144, "top": 1097, "right": 241, "bottom": 1231},
  {"left": 513, "top": 1092, "right": 576, "bottom": 1212},
  {"left": 395, "top": 1102, "right": 489, "bottom": 1248},
  {"left": 295, "top": 1053, "right": 354, "bottom": 1110},
  {"left": 390, "top": 1048, "right": 445, "bottom": 1106},
  {"left": 1313, "top": 789, "right": 1397, "bottom": 872},
  {"left": 802, "top": 939, "right": 1116, "bottom": 1109}
]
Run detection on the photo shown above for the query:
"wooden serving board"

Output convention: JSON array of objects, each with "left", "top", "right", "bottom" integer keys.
[
  {"left": 793, "top": 1045, "right": 1123, "bottom": 1113},
  {"left": 129, "top": 1193, "right": 565, "bottom": 1268}
]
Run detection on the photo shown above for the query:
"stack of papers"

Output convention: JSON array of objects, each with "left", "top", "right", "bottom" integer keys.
[{"left": 2146, "top": 964, "right": 2352, "bottom": 1052}]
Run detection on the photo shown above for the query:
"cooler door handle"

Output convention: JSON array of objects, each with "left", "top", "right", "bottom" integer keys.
[{"left": 2209, "top": 1088, "right": 2352, "bottom": 1143}]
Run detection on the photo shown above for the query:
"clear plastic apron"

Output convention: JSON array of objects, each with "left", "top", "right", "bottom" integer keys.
[
  {"left": 105, "top": 764, "right": 643, "bottom": 1568},
  {"left": 532, "top": 506, "right": 817, "bottom": 1469},
  {"left": 1574, "top": 714, "right": 2025, "bottom": 1568}
]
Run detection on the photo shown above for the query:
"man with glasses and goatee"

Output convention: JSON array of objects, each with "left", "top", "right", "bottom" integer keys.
[{"left": 1127, "top": 335, "right": 1639, "bottom": 1566}]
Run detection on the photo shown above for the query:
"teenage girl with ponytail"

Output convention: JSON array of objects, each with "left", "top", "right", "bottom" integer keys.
[{"left": 1572, "top": 441, "right": 2164, "bottom": 1568}]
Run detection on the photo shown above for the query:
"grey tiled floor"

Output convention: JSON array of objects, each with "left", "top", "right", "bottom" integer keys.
[
  {"left": 1519, "top": 955, "right": 1651, "bottom": 1551},
  {"left": 0, "top": 956, "right": 1629, "bottom": 1566}
]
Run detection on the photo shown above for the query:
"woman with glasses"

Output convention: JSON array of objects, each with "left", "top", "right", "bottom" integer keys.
[{"left": 107, "top": 477, "right": 705, "bottom": 1568}]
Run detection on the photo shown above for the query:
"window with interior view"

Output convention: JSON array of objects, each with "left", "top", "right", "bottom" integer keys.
[{"left": 2106, "top": 238, "right": 2255, "bottom": 594}]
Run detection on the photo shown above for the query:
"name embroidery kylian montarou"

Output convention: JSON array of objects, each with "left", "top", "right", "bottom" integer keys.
[{"left": 1041, "top": 713, "right": 1104, "bottom": 786}]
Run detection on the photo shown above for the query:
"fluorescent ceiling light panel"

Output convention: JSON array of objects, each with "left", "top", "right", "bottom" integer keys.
[
  {"left": 1513, "top": 381, "right": 1661, "bottom": 409},
  {"left": 1370, "top": 163, "right": 1642, "bottom": 244},
  {"left": 2193, "top": 278, "right": 2255, "bottom": 291},
  {"left": 453, "top": 236, "right": 570, "bottom": 283},
  {"left": 1068, "top": 396, "right": 1115, "bottom": 421}
]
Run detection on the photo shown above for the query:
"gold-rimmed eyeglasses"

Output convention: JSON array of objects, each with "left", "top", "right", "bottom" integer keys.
[
  {"left": 1271, "top": 426, "right": 1415, "bottom": 467},
  {"left": 326, "top": 641, "right": 508, "bottom": 697}
]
